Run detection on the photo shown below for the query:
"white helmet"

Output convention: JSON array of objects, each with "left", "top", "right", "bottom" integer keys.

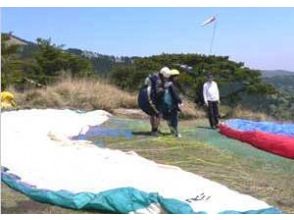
[{"left": 160, "top": 67, "right": 171, "bottom": 78}]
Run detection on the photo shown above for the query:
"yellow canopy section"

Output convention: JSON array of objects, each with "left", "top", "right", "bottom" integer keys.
[{"left": 1, "top": 91, "right": 16, "bottom": 109}]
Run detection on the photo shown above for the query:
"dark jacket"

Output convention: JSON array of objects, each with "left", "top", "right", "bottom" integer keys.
[{"left": 163, "top": 81, "right": 182, "bottom": 112}]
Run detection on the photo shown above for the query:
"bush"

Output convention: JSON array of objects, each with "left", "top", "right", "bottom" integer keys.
[{"left": 228, "top": 105, "right": 271, "bottom": 121}]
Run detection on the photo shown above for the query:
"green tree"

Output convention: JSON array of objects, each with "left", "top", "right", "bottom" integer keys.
[
  {"left": 35, "top": 38, "right": 92, "bottom": 84},
  {"left": 110, "top": 53, "right": 276, "bottom": 107},
  {"left": 1, "top": 34, "right": 24, "bottom": 89}
]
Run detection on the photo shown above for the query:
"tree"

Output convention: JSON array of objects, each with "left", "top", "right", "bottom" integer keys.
[
  {"left": 1, "top": 33, "right": 24, "bottom": 89},
  {"left": 35, "top": 38, "right": 93, "bottom": 84},
  {"left": 110, "top": 53, "right": 277, "bottom": 107}
]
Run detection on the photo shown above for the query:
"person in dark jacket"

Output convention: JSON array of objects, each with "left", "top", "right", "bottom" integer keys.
[
  {"left": 139, "top": 67, "right": 170, "bottom": 136},
  {"left": 162, "top": 69, "right": 183, "bottom": 138}
]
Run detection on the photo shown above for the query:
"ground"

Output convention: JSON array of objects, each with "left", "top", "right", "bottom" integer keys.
[{"left": 1, "top": 114, "right": 294, "bottom": 214}]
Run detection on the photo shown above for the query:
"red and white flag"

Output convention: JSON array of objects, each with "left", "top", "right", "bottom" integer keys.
[{"left": 201, "top": 16, "right": 216, "bottom": 26}]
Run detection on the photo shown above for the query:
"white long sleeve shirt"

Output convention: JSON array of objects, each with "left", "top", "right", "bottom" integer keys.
[{"left": 203, "top": 81, "right": 220, "bottom": 104}]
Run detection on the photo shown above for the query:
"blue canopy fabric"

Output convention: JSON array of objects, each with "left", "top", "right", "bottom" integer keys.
[
  {"left": 2, "top": 167, "right": 282, "bottom": 214},
  {"left": 224, "top": 119, "right": 294, "bottom": 137}
]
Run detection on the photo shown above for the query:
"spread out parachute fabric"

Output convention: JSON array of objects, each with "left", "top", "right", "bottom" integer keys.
[
  {"left": 1, "top": 110, "right": 282, "bottom": 213},
  {"left": 219, "top": 119, "right": 294, "bottom": 159}
]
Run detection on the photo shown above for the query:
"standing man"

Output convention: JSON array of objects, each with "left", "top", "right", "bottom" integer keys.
[
  {"left": 203, "top": 73, "right": 220, "bottom": 129},
  {"left": 138, "top": 67, "right": 170, "bottom": 136}
]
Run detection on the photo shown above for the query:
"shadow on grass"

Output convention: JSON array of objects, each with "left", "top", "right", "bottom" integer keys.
[
  {"left": 197, "top": 126, "right": 214, "bottom": 130},
  {"left": 132, "top": 131, "right": 171, "bottom": 136}
]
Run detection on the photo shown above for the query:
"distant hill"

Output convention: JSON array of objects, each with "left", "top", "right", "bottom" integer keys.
[
  {"left": 66, "top": 48, "right": 133, "bottom": 75},
  {"left": 4, "top": 33, "right": 35, "bottom": 46},
  {"left": 2, "top": 33, "right": 131, "bottom": 75},
  {"left": 263, "top": 75, "right": 294, "bottom": 94},
  {"left": 261, "top": 70, "right": 294, "bottom": 77}
]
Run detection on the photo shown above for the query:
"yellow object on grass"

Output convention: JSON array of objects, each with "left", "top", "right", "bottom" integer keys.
[{"left": 1, "top": 91, "right": 16, "bottom": 109}]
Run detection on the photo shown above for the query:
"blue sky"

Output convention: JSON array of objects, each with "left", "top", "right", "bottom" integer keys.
[{"left": 1, "top": 7, "right": 294, "bottom": 71}]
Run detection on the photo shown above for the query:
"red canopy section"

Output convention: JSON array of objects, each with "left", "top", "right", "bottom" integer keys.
[{"left": 219, "top": 123, "right": 294, "bottom": 159}]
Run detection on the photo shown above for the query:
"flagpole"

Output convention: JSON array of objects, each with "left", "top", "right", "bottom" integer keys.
[{"left": 209, "top": 19, "right": 217, "bottom": 55}]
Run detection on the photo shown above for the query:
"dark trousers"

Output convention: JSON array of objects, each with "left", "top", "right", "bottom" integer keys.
[
  {"left": 208, "top": 101, "right": 219, "bottom": 128},
  {"left": 169, "top": 110, "right": 178, "bottom": 130},
  {"left": 164, "top": 109, "right": 179, "bottom": 134}
]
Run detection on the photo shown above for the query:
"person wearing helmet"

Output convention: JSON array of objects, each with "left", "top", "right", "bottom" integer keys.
[
  {"left": 138, "top": 66, "right": 170, "bottom": 136},
  {"left": 162, "top": 69, "right": 183, "bottom": 138},
  {"left": 203, "top": 73, "right": 220, "bottom": 129}
]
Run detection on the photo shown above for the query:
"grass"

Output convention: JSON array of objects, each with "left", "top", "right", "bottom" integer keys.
[
  {"left": 229, "top": 105, "right": 271, "bottom": 121},
  {"left": 1, "top": 184, "right": 86, "bottom": 214},
  {"left": 9, "top": 78, "right": 205, "bottom": 119},
  {"left": 11, "top": 78, "right": 137, "bottom": 113},
  {"left": 99, "top": 118, "right": 294, "bottom": 214},
  {"left": 8, "top": 77, "right": 269, "bottom": 121}
]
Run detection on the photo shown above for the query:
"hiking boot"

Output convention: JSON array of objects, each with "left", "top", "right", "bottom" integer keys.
[
  {"left": 176, "top": 133, "right": 182, "bottom": 138},
  {"left": 169, "top": 126, "right": 181, "bottom": 138},
  {"left": 151, "top": 131, "right": 159, "bottom": 137},
  {"left": 157, "top": 129, "right": 164, "bottom": 135}
]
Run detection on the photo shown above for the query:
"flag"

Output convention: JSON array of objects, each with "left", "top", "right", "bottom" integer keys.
[{"left": 201, "top": 16, "right": 216, "bottom": 26}]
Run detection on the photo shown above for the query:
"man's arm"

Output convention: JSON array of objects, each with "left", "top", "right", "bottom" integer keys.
[
  {"left": 170, "top": 84, "right": 182, "bottom": 105},
  {"left": 215, "top": 82, "right": 220, "bottom": 102},
  {"left": 144, "top": 76, "right": 151, "bottom": 86},
  {"left": 203, "top": 83, "right": 208, "bottom": 106},
  {"left": 155, "top": 78, "right": 165, "bottom": 98}
]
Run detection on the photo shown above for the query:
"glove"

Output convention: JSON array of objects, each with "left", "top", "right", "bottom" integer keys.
[{"left": 178, "top": 103, "right": 183, "bottom": 112}]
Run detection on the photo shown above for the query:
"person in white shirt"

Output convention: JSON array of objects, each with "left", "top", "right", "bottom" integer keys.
[{"left": 203, "top": 73, "right": 220, "bottom": 129}]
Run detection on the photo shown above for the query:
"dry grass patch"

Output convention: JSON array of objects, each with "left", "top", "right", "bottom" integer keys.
[
  {"left": 13, "top": 78, "right": 137, "bottom": 112},
  {"left": 12, "top": 79, "right": 202, "bottom": 119},
  {"left": 230, "top": 105, "right": 271, "bottom": 121},
  {"left": 180, "top": 99, "right": 206, "bottom": 119}
]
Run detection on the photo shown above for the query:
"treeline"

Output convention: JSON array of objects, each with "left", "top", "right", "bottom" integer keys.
[
  {"left": 109, "top": 54, "right": 294, "bottom": 120},
  {"left": 110, "top": 54, "right": 276, "bottom": 104},
  {"left": 66, "top": 48, "right": 133, "bottom": 76},
  {"left": 1, "top": 33, "right": 93, "bottom": 90}
]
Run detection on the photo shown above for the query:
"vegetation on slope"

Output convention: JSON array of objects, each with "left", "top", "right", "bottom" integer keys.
[{"left": 2, "top": 33, "right": 292, "bottom": 120}]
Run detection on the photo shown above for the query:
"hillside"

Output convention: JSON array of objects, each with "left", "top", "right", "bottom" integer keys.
[
  {"left": 3, "top": 33, "right": 293, "bottom": 120},
  {"left": 261, "top": 70, "right": 294, "bottom": 77},
  {"left": 263, "top": 75, "right": 294, "bottom": 94},
  {"left": 4, "top": 33, "right": 34, "bottom": 46},
  {"left": 2, "top": 33, "right": 131, "bottom": 76}
]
